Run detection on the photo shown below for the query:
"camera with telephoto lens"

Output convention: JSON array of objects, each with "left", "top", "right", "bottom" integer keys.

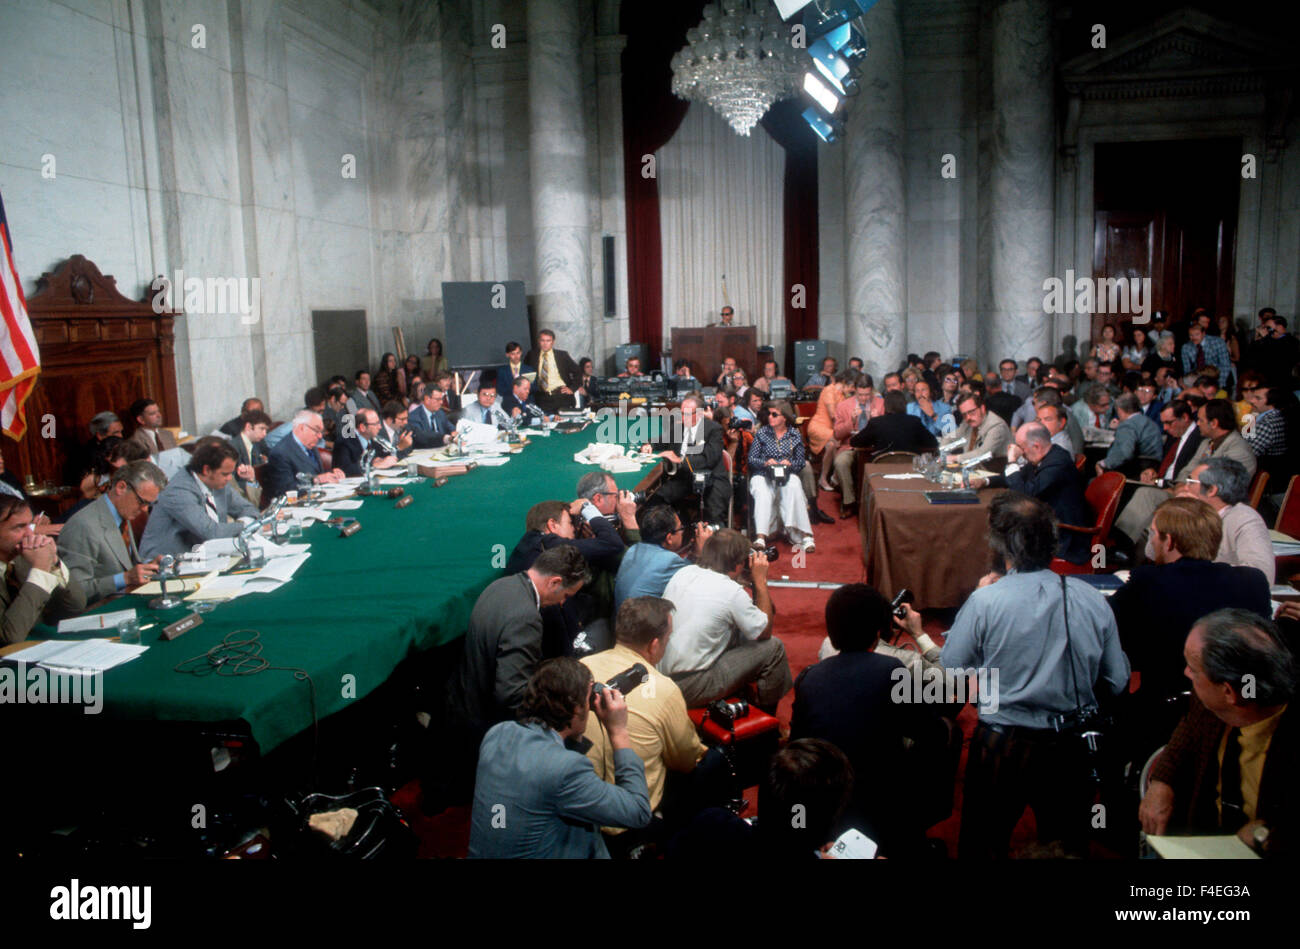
[
  {"left": 1049, "top": 704, "right": 1112, "bottom": 783},
  {"left": 590, "top": 663, "right": 650, "bottom": 709},
  {"left": 769, "top": 463, "right": 789, "bottom": 486},
  {"left": 890, "top": 588, "right": 914, "bottom": 619},
  {"left": 706, "top": 698, "right": 749, "bottom": 730},
  {"left": 727, "top": 417, "right": 752, "bottom": 432}
]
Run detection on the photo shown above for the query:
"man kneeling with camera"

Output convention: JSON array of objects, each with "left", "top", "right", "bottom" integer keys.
[{"left": 468, "top": 658, "right": 651, "bottom": 859}]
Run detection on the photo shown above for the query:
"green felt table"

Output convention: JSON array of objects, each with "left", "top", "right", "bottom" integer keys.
[{"left": 35, "top": 429, "right": 647, "bottom": 754}]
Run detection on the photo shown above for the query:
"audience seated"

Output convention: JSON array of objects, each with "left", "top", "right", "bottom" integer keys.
[
  {"left": 218, "top": 398, "right": 263, "bottom": 439},
  {"left": 984, "top": 373, "right": 1022, "bottom": 426},
  {"left": 139, "top": 439, "right": 260, "bottom": 560},
  {"left": 349, "top": 369, "right": 382, "bottom": 415},
  {"left": 0, "top": 496, "right": 87, "bottom": 645},
  {"left": 1140, "top": 608, "right": 1296, "bottom": 857},
  {"left": 126, "top": 397, "right": 177, "bottom": 457},
  {"left": 58, "top": 461, "right": 167, "bottom": 605},
  {"left": 1171, "top": 458, "right": 1275, "bottom": 582},
  {"left": 1112, "top": 496, "right": 1271, "bottom": 704},
  {"left": 748, "top": 399, "right": 814, "bottom": 553},
  {"left": 658, "top": 528, "right": 791, "bottom": 711},
  {"left": 807, "top": 372, "right": 852, "bottom": 489},
  {"left": 264, "top": 387, "right": 327, "bottom": 451}
]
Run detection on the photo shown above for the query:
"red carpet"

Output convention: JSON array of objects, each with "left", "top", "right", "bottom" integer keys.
[{"left": 393, "top": 488, "right": 1053, "bottom": 858}]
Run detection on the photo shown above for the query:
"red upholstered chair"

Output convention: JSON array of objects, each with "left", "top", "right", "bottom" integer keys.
[
  {"left": 1246, "top": 470, "right": 1269, "bottom": 511},
  {"left": 1050, "top": 471, "right": 1124, "bottom": 575},
  {"left": 1274, "top": 476, "right": 1300, "bottom": 582},
  {"left": 1074, "top": 453, "right": 1087, "bottom": 471},
  {"left": 688, "top": 700, "right": 781, "bottom": 789}
]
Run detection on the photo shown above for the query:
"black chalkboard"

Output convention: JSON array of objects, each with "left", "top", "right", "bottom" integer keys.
[{"left": 441, "top": 280, "right": 530, "bottom": 368}]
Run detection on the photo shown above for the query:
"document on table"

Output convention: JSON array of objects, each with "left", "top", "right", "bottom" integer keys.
[
  {"left": 322, "top": 500, "right": 363, "bottom": 511},
  {"left": 56, "top": 609, "right": 138, "bottom": 634},
  {"left": 1145, "top": 835, "right": 1259, "bottom": 859},
  {"left": 185, "top": 552, "right": 311, "bottom": 601},
  {"left": 288, "top": 506, "right": 330, "bottom": 523},
  {"left": 10, "top": 638, "right": 149, "bottom": 672},
  {"left": 129, "top": 572, "right": 211, "bottom": 596},
  {"left": 881, "top": 473, "right": 924, "bottom": 480}
]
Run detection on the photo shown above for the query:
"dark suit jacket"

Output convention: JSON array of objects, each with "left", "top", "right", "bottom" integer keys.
[
  {"left": 1109, "top": 559, "right": 1271, "bottom": 700},
  {"left": 987, "top": 391, "right": 1022, "bottom": 426},
  {"left": 1163, "top": 427, "right": 1204, "bottom": 480},
  {"left": 1150, "top": 695, "right": 1298, "bottom": 855},
  {"left": 218, "top": 416, "right": 244, "bottom": 438},
  {"left": 231, "top": 433, "right": 266, "bottom": 490},
  {"left": 990, "top": 445, "right": 1090, "bottom": 563},
  {"left": 448, "top": 573, "right": 545, "bottom": 741},
  {"left": 332, "top": 433, "right": 398, "bottom": 478},
  {"left": 264, "top": 433, "right": 324, "bottom": 499},
  {"left": 792, "top": 650, "right": 948, "bottom": 855},
  {"left": 523, "top": 347, "right": 582, "bottom": 391},
  {"left": 849, "top": 413, "right": 939, "bottom": 455},
  {"left": 496, "top": 362, "right": 535, "bottom": 389},
  {"left": 408, "top": 404, "right": 454, "bottom": 448},
  {"left": 501, "top": 391, "right": 538, "bottom": 419},
  {"left": 651, "top": 418, "right": 729, "bottom": 485}
]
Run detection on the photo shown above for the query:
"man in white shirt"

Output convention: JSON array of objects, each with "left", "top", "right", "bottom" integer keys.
[{"left": 658, "top": 528, "right": 791, "bottom": 711}]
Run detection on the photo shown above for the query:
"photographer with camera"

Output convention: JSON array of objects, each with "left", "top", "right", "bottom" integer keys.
[
  {"left": 942, "top": 492, "right": 1130, "bottom": 858},
  {"left": 583, "top": 597, "right": 733, "bottom": 850},
  {"left": 659, "top": 528, "right": 791, "bottom": 712},
  {"left": 468, "top": 657, "right": 651, "bottom": 858},
  {"left": 613, "top": 505, "right": 711, "bottom": 611},
  {"left": 748, "top": 399, "right": 815, "bottom": 554}
]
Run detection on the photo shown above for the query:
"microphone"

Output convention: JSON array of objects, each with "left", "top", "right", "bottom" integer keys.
[
  {"left": 960, "top": 450, "right": 993, "bottom": 470},
  {"left": 374, "top": 436, "right": 397, "bottom": 455}
]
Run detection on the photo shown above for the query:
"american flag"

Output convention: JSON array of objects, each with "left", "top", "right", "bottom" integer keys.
[{"left": 0, "top": 191, "right": 40, "bottom": 440}]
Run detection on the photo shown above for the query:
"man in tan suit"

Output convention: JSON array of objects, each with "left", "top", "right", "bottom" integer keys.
[
  {"left": 946, "top": 392, "right": 1012, "bottom": 465},
  {"left": 0, "top": 496, "right": 87, "bottom": 645},
  {"left": 126, "top": 397, "right": 177, "bottom": 457},
  {"left": 58, "top": 461, "right": 167, "bottom": 605}
]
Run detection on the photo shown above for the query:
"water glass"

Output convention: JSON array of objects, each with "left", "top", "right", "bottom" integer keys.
[
  {"left": 116, "top": 616, "right": 141, "bottom": 645},
  {"left": 287, "top": 520, "right": 303, "bottom": 540}
]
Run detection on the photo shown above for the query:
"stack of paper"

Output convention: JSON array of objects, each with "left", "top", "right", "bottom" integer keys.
[
  {"left": 1269, "top": 529, "right": 1300, "bottom": 556},
  {"left": 56, "top": 609, "right": 138, "bottom": 634},
  {"left": 13, "top": 639, "right": 149, "bottom": 672},
  {"left": 184, "top": 552, "right": 311, "bottom": 602}
]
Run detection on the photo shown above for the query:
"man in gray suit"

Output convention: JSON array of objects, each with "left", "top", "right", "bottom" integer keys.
[
  {"left": 139, "top": 439, "right": 259, "bottom": 560},
  {"left": 468, "top": 657, "right": 651, "bottom": 858},
  {"left": 58, "top": 461, "right": 168, "bottom": 605},
  {"left": 0, "top": 496, "right": 87, "bottom": 645},
  {"left": 1096, "top": 393, "right": 1163, "bottom": 477},
  {"left": 348, "top": 369, "right": 382, "bottom": 416}
]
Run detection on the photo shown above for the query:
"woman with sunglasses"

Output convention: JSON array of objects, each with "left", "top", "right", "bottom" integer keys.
[{"left": 748, "top": 400, "right": 814, "bottom": 554}]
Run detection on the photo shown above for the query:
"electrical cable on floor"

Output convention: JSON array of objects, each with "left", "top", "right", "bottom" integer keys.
[{"left": 173, "top": 629, "right": 320, "bottom": 777}]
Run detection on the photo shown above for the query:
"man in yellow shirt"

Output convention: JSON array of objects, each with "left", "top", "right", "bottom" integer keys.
[
  {"left": 581, "top": 596, "right": 710, "bottom": 849},
  {"left": 524, "top": 329, "right": 583, "bottom": 414}
]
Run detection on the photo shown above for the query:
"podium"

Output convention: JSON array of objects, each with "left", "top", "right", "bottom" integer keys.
[{"left": 670, "top": 326, "right": 759, "bottom": 388}]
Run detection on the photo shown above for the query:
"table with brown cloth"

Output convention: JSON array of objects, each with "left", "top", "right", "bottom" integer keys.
[{"left": 857, "top": 462, "right": 1003, "bottom": 609}]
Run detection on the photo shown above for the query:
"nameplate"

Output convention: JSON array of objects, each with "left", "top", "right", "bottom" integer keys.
[{"left": 162, "top": 612, "right": 203, "bottom": 641}]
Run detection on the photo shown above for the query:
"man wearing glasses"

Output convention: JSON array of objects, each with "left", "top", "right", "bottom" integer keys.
[
  {"left": 263, "top": 410, "right": 345, "bottom": 501},
  {"left": 946, "top": 393, "right": 1011, "bottom": 465},
  {"left": 332, "top": 407, "right": 403, "bottom": 478},
  {"left": 58, "top": 460, "right": 168, "bottom": 605},
  {"left": 140, "top": 439, "right": 266, "bottom": 560},
  {"left": 709, "top": 305, "right": 737, "bottom": 328}
]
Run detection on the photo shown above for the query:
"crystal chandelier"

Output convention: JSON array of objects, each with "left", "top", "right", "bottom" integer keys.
[{"left": 670, "top": 1, "right": 805, "bottom": 136}]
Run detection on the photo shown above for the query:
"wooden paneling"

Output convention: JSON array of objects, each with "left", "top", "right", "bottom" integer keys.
[
  {"left": 670, "top": 326, "right": 759, "bottom": 384},
  {"left": 2, "top": 255, "right": 180, "bottom": 489}
]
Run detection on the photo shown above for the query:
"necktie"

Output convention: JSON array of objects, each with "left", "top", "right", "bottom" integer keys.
[
  {"left": 1196, "top": 344, "right": 1206, "bottom": 370},
  {"left": 1159, "top": 438, "right": 1178, "bottom": 478},
  {"left": 205, "top": 494, "right": 219, "bottom": 523},
  {"left": 540, "top": 354, "right": 552, "bottom": 392},
  {"left": 120, "top": 519, "right": 138, "bottom": 564},
  {"left": 1220, "top": 727, "right": 1247, "bottom": 831}
]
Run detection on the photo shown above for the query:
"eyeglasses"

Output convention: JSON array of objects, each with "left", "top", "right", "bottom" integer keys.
[
  {"left": 1241, "top": 386, "right": 1259, "bottom": 392},
  {"left": 767, "top": 411, "right": 782, "bottom": 417},
  {"left": 128, "top": 484, "right": 153, "bottom": 510}
]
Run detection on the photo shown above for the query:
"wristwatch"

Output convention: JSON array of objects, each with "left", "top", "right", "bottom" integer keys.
[{"left": 1251, "top": 824, "right": 1270, "bottom": 855}]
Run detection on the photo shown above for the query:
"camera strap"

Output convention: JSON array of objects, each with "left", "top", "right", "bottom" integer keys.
[{"left": 1060, "top": 574, "right": 1086, "bottom": 719}]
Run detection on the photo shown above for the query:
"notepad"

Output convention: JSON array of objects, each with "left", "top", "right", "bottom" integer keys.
[
  {"left": 11, "top": 639, "right": 149, "bottom": 672},
  {"left": 1145, "top": 834, "right": 1258, "bottom": 859}
]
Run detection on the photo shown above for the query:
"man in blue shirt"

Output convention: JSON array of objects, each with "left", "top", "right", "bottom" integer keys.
[
  {"left": 614, "top": 505, "right": 708, "bottom": 611},
  {"left": 468, "top": 657, "right": 651, "bottom": 858},
  {"left": 940, "top": 492, "right": 1129, "bottom": 858}
]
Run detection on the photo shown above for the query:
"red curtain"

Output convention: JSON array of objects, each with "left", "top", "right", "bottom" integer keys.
[{"left": 621, "top": 4, "right": 819, "bottom": 367}]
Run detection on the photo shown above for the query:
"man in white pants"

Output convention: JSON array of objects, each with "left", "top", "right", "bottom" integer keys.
[{"left": 747, "top": 400, "right": 814, "bottom": 553}]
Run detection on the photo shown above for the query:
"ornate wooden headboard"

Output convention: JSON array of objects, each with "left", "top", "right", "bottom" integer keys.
[{"left": 1, "top": 255, "right": 180, "bottom": 488}]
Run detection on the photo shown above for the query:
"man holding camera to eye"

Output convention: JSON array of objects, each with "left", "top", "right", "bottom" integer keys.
[
  {"left": 943, "top": 492, "right": 1130, "bottom": 859},
  {"left": 658, "top": 528, "right": 792, "bottom": 712},
  {"left": 468, "top": 657, "right": 651, "bottom": 859},
  {"left": 583, "top": 597, "right": 728, "bottom": 849}
]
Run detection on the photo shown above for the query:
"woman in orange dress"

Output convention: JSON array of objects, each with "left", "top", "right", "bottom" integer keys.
[{"left": 807, "top": 371, "right": 851, "bottom": 490}]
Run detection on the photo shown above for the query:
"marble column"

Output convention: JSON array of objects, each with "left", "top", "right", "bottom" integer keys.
[
  {"left": 987, "top": 0, "right": 1054, "bottom": 365},
  {"left": 528, "top": 0, "right": 593, "bottom": 360},
  {"left": 844, "top": 0, "right": 906, "bottom": 382}
]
